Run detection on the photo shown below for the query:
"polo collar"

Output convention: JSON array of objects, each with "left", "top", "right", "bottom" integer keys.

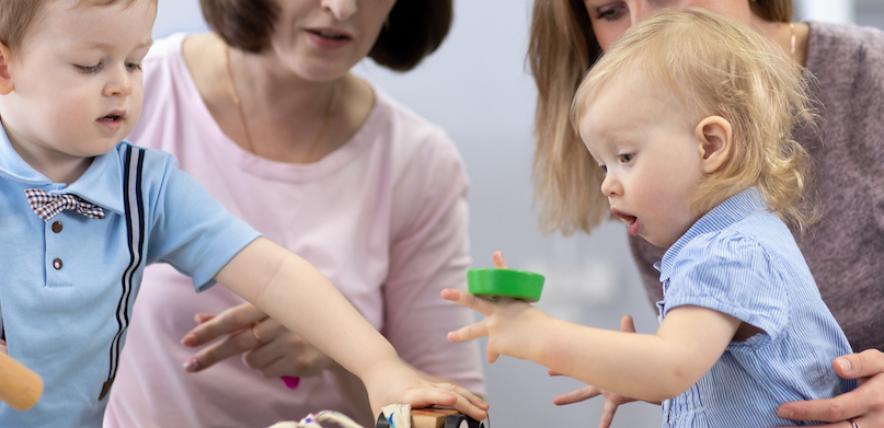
[{"left": 0, "top": 124, "right": 125, "bottom": 215}]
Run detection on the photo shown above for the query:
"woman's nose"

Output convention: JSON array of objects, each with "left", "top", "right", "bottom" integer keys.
[{"left": 321, "top": 0, "right": 358, "bottom": 21}]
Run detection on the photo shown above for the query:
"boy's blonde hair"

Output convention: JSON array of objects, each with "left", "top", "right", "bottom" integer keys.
[
  {"left": 0, "top": 0, "right": 144, "bottom": 49},
  {"left": 570, "top": 8, "right": 814, "bottom": 232}
]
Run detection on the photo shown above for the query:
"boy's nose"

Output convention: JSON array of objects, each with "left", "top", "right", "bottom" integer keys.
[
  {"left": 321, "top": 0, "right": 358, "bottom": 21},
  {"left": 103, "top": 71, "right": 132, "bottom": 97}
]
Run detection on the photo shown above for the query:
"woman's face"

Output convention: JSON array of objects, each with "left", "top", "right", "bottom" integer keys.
[
  {"left": 267, "top": 0, "right": 396, "bottom": 81},
  {"left": 582, "top": 0, "right": 754, "bottom": 51}
]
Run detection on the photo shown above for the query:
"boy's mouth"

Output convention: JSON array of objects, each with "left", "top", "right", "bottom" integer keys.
[
  {"left": 611, "top": 209, "right": 640, "bottom": 236},
  {"left": 96, "top": 110, "right": 127, "bottom": 128}
]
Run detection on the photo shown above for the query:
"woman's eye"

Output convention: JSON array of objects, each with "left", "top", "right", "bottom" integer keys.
[
  {"left": 125, "top": 62, "right": 142, "bottom": 72},
  {"left": 596, "top": 3, "right": 627, "bottom": 21},
  {"left": 74, "top": 62, "right": 103, "bottom": 74},
  {"left": 618, "top": 153, "right": 633, "bottom": 163}
]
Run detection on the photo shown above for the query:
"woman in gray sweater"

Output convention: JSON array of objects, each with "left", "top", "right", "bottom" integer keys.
[{"left": 528, "top": 0, "right": 883, "bottom": 426}]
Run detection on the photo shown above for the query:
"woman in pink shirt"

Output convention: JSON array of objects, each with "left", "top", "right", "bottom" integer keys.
[{"left": 104, "top": 1, "right": 484, "bottom": 427}]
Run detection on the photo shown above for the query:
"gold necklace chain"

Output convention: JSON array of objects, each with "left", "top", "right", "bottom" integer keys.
[{"left": 223, "top": 45, "right": 338, "bottom": 161}]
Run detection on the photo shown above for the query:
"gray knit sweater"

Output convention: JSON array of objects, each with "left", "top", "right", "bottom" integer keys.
[{"left": 630, "top": 21, "right": 884, "bottom": 352}]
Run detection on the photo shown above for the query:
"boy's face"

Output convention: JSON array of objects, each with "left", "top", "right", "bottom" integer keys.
[
  {"left": 0, "top": 0, "right": 155, "bottom": 160},
  {"left": 578, "top": 70, "right": 705, "bottom": 248}
]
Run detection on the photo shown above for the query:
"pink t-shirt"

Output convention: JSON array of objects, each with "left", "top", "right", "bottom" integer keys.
[{"left": 104, "top": 34, "right": 484, "bottom": 427}]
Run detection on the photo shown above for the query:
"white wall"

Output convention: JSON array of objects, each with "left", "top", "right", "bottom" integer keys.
[{"left": 149, "top": 0, "right": 870, "bottom": 426}]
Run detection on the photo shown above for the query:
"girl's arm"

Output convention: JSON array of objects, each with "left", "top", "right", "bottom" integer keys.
[
  {"left": 218, "top": 238, "right": 488, "bottom": 419},
  {"left": 444, "top": 289, "right": 740, "bottom": 403}
]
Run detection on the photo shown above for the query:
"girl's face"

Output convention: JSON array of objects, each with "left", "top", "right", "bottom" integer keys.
[
  {"left": 577, "top": 71, "right": 705, "bottom": 248},
  {"left": 266, "top": 0, "right": 396, "bottom": 81},
  {"left": 582, "top": 0, "right": 755, "bottom": 51}
]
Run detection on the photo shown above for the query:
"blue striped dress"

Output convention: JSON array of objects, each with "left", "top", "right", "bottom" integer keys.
[{"left": 654, "top": 188, "right": 855, "bottom": 427}]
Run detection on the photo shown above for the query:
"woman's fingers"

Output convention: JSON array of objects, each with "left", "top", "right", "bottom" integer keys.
[
  {"left": 833, "top": 349, "right": 884, "bottom": 379},
  {"left": 181, "top": 303, "right": 267, "bottom": 347}
]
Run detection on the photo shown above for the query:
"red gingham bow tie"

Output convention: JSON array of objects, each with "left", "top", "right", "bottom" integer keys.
[{"left": 24, "top": 188, "right": 105, "bottom": 222}]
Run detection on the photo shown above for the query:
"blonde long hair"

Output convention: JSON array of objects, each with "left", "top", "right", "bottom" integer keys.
[
  {"left": 570, "top": 9, "right": 813, "bottom": 233},
  {"left": 528, "top": 0, "right": 794, "bottom": 235}
]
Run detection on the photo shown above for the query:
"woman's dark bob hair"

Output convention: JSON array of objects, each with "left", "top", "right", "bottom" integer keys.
[{"left": 200, "top": 0, "right": 453, "bottom": 71}]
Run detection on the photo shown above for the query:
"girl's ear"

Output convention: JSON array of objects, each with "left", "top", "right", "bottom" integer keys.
[
  {"left": 0, "top": 43, "right": 14, "bottom": 95},
  {"left": 694, "top": 116, "right": 732, "bottom": 174}
]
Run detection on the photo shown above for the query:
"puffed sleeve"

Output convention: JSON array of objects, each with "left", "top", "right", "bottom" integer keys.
[{"left": 663, "top": 233, "right": 790, "bottom": 344}]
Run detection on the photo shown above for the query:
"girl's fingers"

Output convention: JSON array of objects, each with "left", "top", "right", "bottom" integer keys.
[
  {"left": 492, "top": 251, "right": 508, "bottom": 268},
  {"left": 598, "top": 397, "right": 621, "bottom": 428},
  {"left": 447, "top": 321, "right": 489, "bottom": 343},
  {"left": 440, "top": 289, "right": 495, "bottom": 316},
  {"left": 553, "top": 386, "right": 601, "bottom": 406},
  {"left": 620, "top": 315, "right": 636, "bottom": 333}
]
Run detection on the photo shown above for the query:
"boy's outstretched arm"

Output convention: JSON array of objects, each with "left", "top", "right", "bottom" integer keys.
[
  {"left": 443, "top": 289, "right": 739, "bottom": 403},
  {"left": 216, "top": 238, "right": 488, "bottom": 420}
]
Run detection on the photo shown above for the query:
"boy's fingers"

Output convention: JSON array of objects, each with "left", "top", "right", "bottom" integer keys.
[
  {"left": 182, "top": 303, "right": 267, "bottom": 346},
  {"left": 833, "top": 349, "right": 884, "bottom": 379},
  {"left": 492, "top": 251, "right": 507, "bottom": 268}
]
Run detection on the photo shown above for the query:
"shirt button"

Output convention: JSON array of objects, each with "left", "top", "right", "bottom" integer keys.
[
  {"left": 51, "top": 221, "right": 63, "bottom": 233},
  {"left": 52, "top": 258, "right": 63, "bottom": 270}
]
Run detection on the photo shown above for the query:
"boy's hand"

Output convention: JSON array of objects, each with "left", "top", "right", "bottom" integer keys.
[
  {"left": 441, "top": 288, "right": 550, "bottom": 363},
  {"left": 361, "top": 359, "right": 488, "bottom": 421}
]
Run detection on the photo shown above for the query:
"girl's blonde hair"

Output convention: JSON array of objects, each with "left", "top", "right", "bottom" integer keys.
[
  {"left": 571, "top": 8, "right": 814, "bottom": 233},
  {"left": 529, "top": 0, "right": 794, "bottom": 235}
]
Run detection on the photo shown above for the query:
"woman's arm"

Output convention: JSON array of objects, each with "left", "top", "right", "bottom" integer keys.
[{"left": 444, "top": 288, "right": 739, "bottom": 403}]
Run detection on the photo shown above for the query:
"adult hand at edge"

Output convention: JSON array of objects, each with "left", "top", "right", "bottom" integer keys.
[{"left": 777, "top": 349, "right": 884, "bottom": 427}]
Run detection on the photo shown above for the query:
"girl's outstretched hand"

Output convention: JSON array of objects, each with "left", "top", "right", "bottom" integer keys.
[
  {"left": 360, "top": 359, "right": 488, "bottom": 421},
  {"left": 441, "top": 288, "right": 551, "bottom": 364}
]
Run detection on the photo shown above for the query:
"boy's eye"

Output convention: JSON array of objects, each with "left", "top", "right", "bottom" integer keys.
[
  {"left": 596, "top": 2, "right": 627, "bottom": 22},
  {"left": 126, "top": 62, "right": 142, "bottom": 72},
  {"left": 618, "top": 153, "right": 634, "bottom": 163},
  {"left": 74, "top": 61, "right": 103, "bottom": 74},
  {"left": 599, "top": 164, "right": 608, "bottom": 174}
]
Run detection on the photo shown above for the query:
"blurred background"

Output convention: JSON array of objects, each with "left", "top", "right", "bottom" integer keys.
[{"left": 151, "top": 1, "right": 883, "bottom": 426}]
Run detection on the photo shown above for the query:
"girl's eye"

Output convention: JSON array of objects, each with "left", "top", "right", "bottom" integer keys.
[
  {"left": 74, "top": 62, "right": 103, "bottom": 74},
  {"left": 596, "top": 2, "right": 627, "bottom": 22},
  {"left": 618, "top": 153, "right": 634, "bottom": 163}
]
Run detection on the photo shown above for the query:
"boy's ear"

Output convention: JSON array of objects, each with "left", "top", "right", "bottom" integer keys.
[
  {"left": 0, "top": 42, "right": 14, "bottom": 95},
  {"left": 694, "top": 116, "right": 732, "bottom": 174}
]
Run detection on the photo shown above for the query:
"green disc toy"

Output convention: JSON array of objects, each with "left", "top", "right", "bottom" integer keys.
[{"left": 467, "top": 268, "right": 545, "bottom": 302}]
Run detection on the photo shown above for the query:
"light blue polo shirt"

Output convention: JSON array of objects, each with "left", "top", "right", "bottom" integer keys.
[
  {"left": 655, "top": 188, "right": 855, "bottom": 427},
  {"left": 0, "top": 128, "right": 260, "bottom": 427}
]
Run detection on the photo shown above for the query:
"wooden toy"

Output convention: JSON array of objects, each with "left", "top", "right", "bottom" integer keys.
[{"left": 0, "top": 352, "right": 43, "bottom": 411}]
